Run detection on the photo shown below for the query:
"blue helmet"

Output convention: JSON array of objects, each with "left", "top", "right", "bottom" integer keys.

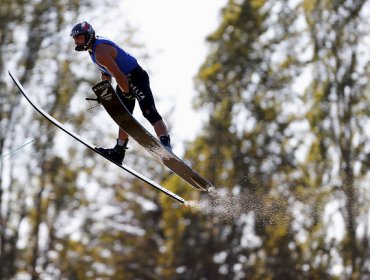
[{"left": 70, "top": 21, "right": 95, "bottom": 51}]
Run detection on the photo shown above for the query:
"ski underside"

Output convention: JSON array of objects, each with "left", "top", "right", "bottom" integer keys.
[
  {"left": 92, "top": 80, "right": 213, "bottom": 192},
  {"left": 8, "top": 71, "right": 185, "bottom": 204}
]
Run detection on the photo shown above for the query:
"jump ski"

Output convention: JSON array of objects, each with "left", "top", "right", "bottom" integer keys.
[
  {"left": 8, "top": 71, "right": 185, "bottom": 204},
  {"left": 92, "top": 80, "right": 213, "bottom": 192}
]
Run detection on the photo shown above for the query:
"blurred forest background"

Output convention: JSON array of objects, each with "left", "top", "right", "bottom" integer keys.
[{"left": 1, "top": 0, "right": 370, "bottom": 279}]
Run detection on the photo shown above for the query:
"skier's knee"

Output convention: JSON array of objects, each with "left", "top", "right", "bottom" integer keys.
[{"left": 143, "top": 107, "right": 162, "bottom": 125}]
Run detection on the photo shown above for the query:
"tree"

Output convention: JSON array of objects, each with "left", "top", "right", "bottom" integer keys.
[
  {"left": 175, "top": 0, "right": 370, "bottom": 278},
  {"left": 1, "top": 1, "right": 95, "bottom": 278},
  {"left": 303, "top": 0, "right": 370, "bottom": 277}
]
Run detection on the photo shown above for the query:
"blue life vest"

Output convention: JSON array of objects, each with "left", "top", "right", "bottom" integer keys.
[{"left": 89, "top": 36, "right": 138, "bottom": 76}]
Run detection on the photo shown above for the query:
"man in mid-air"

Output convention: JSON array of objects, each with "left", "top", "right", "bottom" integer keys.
[{"left": 70, "top": 21, "right": 172, "bottom": 164}]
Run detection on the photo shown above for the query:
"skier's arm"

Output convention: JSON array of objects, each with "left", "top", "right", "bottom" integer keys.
[{"left": 95, "top": 44, "right": 130, "bottom": 94}]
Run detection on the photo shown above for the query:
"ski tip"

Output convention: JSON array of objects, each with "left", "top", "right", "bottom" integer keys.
[
  {"left": 8, "top": 70, "right": 17, "bottom": 83},
  {"left": 190, "top": 176, "right": 213, "bottom": 192}
]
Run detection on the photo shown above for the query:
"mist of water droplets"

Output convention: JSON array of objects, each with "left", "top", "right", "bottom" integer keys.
[
  {"left": 185, "top": 187, "right": 260, "bottom": 223},
  {"left": 185, "top": 184, "right": 319, "bottom": 226}
]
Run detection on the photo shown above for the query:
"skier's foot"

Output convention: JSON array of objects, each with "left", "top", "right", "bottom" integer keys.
[
  {"left": 159, "top": 135, "right": 172, "bottom": 152},
  {"left": 95, "top": 139, "right": 128, "bottom": 165}
]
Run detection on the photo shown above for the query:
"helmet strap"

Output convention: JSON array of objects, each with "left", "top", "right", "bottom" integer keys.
[
  {"left": 74, "top": 45, "right": 86, "bottom": 51},
  {"left": 74, "top": 34, "right": 95, "bottom": 52}
]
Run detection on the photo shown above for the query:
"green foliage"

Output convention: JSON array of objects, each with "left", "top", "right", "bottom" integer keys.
[{"left": 188, "top": 0, "right": 370, "bottom": 279}]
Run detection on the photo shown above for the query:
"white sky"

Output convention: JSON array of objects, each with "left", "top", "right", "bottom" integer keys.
[{"left": 110, "top": 0, "right": 227, "bottom": 154}]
